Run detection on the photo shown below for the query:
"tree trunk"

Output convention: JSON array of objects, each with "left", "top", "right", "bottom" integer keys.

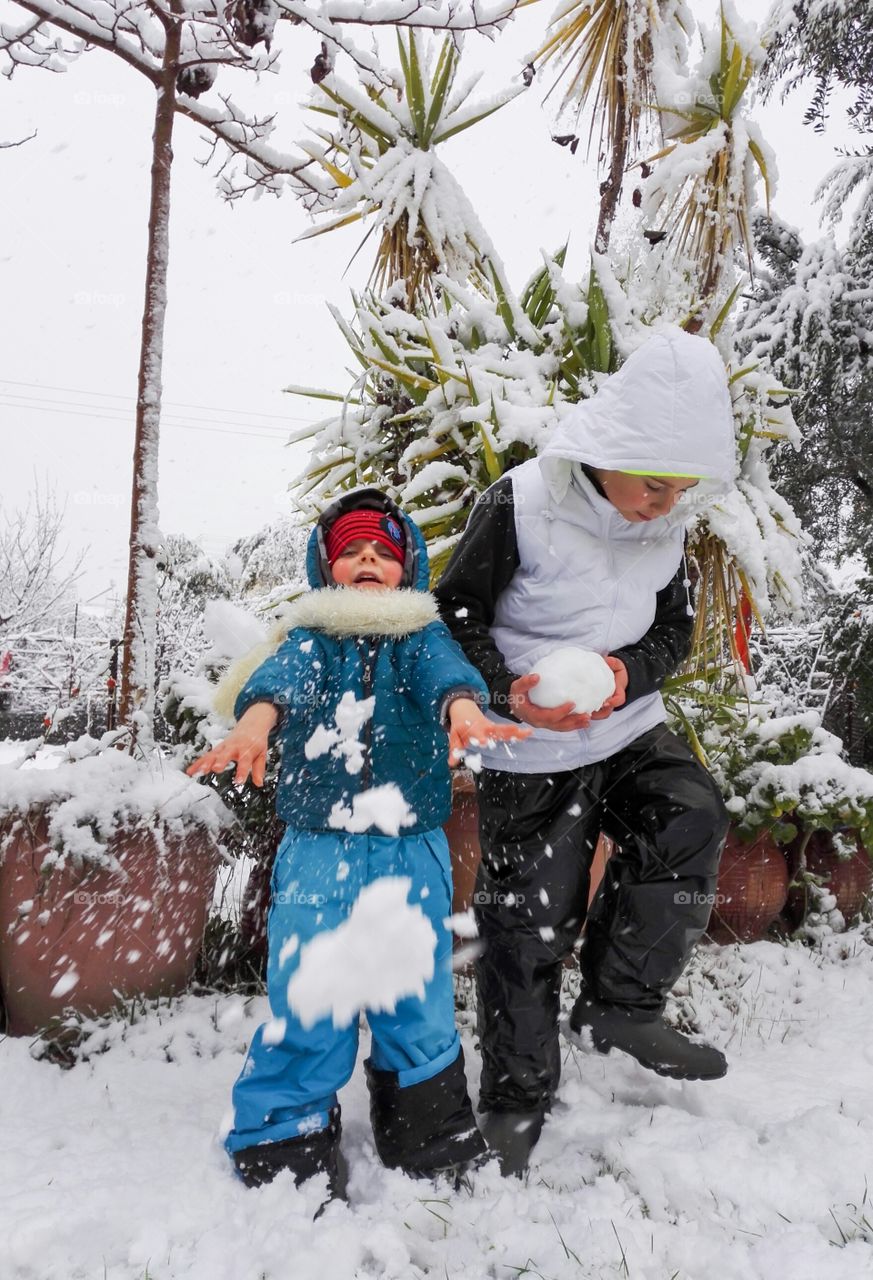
[
  {"left": 118, "top": 19, "right": 181, "bottom": 745},
  {"left": 594, "top": 34, "right": 628, "bottom": 255}
]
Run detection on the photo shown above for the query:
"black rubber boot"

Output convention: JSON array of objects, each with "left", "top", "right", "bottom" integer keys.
[
  {"left": 365, "top": 1048, "right": 487, "bottom": 1179},
  {"left": 480, "top": 1107, "right": 547, "bottom": 1178},
  {"left": 565, "top": 997, "right": 727, "bottom": 1081},
  {"left": 232, "top": 1106, "right": 348, "bottom": 1213}
]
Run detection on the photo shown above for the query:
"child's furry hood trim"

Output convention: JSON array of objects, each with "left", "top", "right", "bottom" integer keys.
[
  {"left": 285, "top": 586, "right": 438, "bottom": 636},
  {"left": 212, "top": 588, "right": 439, "bottom": 721}
]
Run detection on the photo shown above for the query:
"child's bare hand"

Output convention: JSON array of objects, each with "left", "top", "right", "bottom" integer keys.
[
  {"left": 588, "top": 656, "right": 629, "bottom": 721},
  {"left": 186, "top": 703, "right": 279, "bottom": 787},
  {"left": 447, "top": 698, "right": 531, "bottom": 766},
  {"left": 508, "top": 673, "right": 593, "bottom": 732}
]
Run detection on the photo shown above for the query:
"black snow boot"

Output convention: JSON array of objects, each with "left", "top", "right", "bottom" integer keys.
[
  {"left": 480, "top": 1106, "right": 547, "bottom": 1178},
  {"left": 365, "top": 1048, "right": 487, "bottom": 1179},
  {"left": 232, "top": 1106, "right": 348, "bottom": 1214},
  {"left": 565, "top": 997, "right": 727, "bottom": 1081}
]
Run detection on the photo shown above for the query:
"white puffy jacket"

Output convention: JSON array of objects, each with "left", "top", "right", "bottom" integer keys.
[{"left": 436, "top": 326, "right": 736, "bottom": 773}]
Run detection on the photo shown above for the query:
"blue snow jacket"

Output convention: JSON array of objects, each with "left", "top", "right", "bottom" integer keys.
[{"left": 232, "top": 490, "right": 488, "bottom": 835}]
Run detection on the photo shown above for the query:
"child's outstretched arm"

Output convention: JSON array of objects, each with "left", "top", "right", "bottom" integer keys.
[
  {"left": 186, "top": 702, "right": 279, "bottom": 787},
  {"left": 447, "top": 697, "right": 530, "bottom": 767}
]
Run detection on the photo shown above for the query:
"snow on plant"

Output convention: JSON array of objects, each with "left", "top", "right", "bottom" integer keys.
[
  {"left": 289, "top": 249, "right": 807, "bottom": 634},
  {"left": 0, "top": 734, "right": 231, "bottom": 872},
  {"left": 532, "top": 0, "right": 697, "bottom": 252},
  {"left": 292, "top": 30, "right": 532, "bottom": 312},
  {"left": 678, "top": 691, "right": 873, "bottom": 849},
  {"left": 703, "top": 361, "right": 806, "bottom": 618},
  {"left": 287, "top": 251, "right": 616, "bottom": 573},
  {"left": 640, "top": 2, "right": 774, "bottom": 306},
  {"left": 304, "top": 690, "right": 375, "bottom": 775},
  {"left": 286, "top": 876, "right": 435, "bottom": 1028},
  {"left": 738, "top": 217, "right": 868, "bottom": 393},
  {"left": 535, "top": 0, "right": 693, "bottom": 152}
]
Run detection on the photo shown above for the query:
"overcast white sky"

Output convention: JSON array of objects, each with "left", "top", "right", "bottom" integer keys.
[{"left": 0, "top": 0, "right": 856, "bottom": 604}]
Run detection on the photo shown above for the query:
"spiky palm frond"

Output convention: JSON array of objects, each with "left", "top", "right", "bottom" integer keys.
[
  {"left": 641, "top": 5, "right": 771, "bottom": 304},
  {"left": 535, "top": 0, "right": 656, "bottom": 158},
  {"left": 284, "top": 256, "right": 618, "bottom": 577},
  {"left": 686, "top": 529, "right": 760, "bottom": 677},
  {"left": 293, "top": 30, "right": 527, "bottom": 310}
]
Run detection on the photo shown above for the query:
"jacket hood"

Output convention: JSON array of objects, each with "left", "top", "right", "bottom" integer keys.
[
  {"left": 306, "top": 487, "right": 429, "bottom": 592},
  {"left": 540, "top": 327, "right": 735, "bottom": 504}
]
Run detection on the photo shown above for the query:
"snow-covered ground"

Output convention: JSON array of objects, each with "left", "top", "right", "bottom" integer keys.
[{"left": 2, "top": 927, "right": 872, "bottom": 1280}]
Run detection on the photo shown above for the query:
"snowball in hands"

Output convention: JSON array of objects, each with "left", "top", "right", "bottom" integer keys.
[{"left": 528, "top": 647, "right": 615, "bottom": 715}]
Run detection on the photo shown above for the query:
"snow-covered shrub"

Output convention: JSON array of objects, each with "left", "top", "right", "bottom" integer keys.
[{"left": 674, "top": 689, "right": 873, "bottom": 851}]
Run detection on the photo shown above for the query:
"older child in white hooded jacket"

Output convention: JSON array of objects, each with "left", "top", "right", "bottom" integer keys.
[{"left": 435, "top": 327, "right": 734, "bottom": 1175}]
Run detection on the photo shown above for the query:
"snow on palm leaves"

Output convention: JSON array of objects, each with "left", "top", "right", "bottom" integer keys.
[
  {"left": 293, "top": 31, "right": 531, "bottom": 312},
  {"left": 640, "top": 5, "right": 774, "bottom": 310}
]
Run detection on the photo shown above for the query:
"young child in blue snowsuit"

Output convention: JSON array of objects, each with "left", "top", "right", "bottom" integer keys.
[{"left": 188, "top": 489, "right": 529, "bottom": 1201}]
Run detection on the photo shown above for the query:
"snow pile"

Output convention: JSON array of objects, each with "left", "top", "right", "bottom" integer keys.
[
  {"left": 528, "top": 647, "right": 615, "bottom": 715},
  {"left": 3, "top": 928, "right": 873, "bottom": 1278},
  {"left": 305, "top": 691, "right": 375, "bottom": 775},
  {"left": 286, "top": 877, "right": 436, "bottom": 1029},
  {"left": 0, "top": 737, "right": 231, "bottom": 871},
  {"left": 329, "top": 783, "right": 416, "bottom": 836}
]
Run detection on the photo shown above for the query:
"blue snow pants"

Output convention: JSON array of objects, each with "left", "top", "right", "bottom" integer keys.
[{"left": 224, "top": 826, "right": 460, "bottom": 1155}]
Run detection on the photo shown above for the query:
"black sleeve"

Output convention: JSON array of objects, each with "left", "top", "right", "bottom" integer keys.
[
  {"left": 433, "top": 475, "right": 521, "bottom": 716},
  {"left": 611, "top": 562, "right": 694, "bottom": 706}
]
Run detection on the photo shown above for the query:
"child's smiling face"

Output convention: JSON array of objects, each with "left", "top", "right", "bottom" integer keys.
[
  {"left": 590, "top": 469, "right": 699, "bottom": 523},
  {"left": 330, "top": 538, "right": 405, "bottom": 590}
]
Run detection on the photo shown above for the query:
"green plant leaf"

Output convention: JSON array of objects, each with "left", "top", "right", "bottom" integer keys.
[
  {"left": 401, "top": 30, "right": 428, "bottom": 144},
  {"left": 422, "top": 39, "right": 457, "bottom": 146}
]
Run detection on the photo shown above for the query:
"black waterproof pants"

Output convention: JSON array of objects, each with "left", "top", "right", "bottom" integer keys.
[{"left": 473, "top": 726, "right": 729, "bottom": 1113}]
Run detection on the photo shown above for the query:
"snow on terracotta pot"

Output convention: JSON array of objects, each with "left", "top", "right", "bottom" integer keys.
[
  {"left": 0, "top": 742, "right": 231, "bottom": 1036},
  {"left": 784, "top": 829, "right": 873, "bottom": 927},
  {"left": 705, "top": 827, "right": 790, "bottom": 944}
]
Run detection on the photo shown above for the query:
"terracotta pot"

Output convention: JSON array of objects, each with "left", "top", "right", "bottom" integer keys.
[
  {"left": 705, "top": 828, "right": 790, "bottom": 944},
  {"left": 0, "top": 813, "right": 221, "bottom": 1035},
  {"left": 784, "top": 829, "right": 873, "bottom": 926},
  {"left": 444, "top": 770, "right": 481, "bottom": 916},
  {"left": 587, "top": 833, "right": 614, "bottom": 907}
]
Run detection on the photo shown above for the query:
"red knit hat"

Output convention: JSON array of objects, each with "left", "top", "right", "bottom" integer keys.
[{"left": 325, "top": 509, "right": 406, "bottom": 567}]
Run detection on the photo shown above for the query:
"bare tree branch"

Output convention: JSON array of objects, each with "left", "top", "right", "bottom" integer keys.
[
  {"left": 9, "top": 0, "right": 162, "bottom": 80},
  {"left": 0, "top": 486, "right": 85, "bottom": 637},
  {"left": 0, "top": 129, "right": 38, "bottom": 145},
  {"left": 280, "top": 0, "right": 519, "bottom": 34}
]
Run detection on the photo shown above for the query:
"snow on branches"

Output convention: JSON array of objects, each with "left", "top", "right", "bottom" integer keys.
[{"left": 0, "top": 0, "right": 521, "bottom": 199}]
